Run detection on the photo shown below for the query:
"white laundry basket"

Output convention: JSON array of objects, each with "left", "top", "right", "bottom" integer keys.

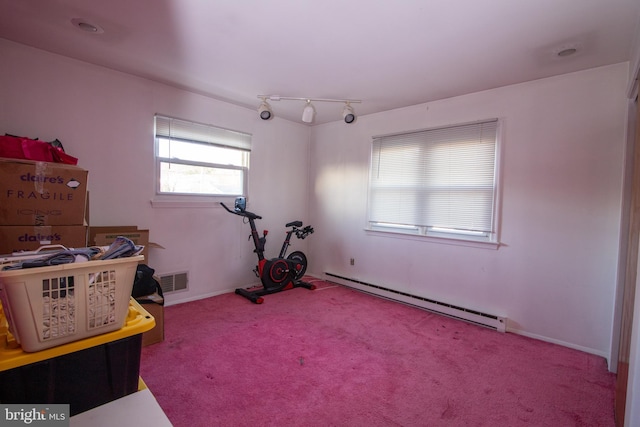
[{"left": 0, "top": 255, "right": 142, "bottom": 352}]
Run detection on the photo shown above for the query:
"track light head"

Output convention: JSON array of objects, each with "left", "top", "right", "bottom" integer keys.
[
  {"left": 301, "top": 100, "right": 315, "bottom": 123},
  {"left": 258, "top": 99, "right": 273, "bottom": 120},
  {"left": 343, "top": 102, "right": 356, "bottom": 124}
]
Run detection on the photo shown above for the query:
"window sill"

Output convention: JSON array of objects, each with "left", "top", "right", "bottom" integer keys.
[
  {"left": 364, "top": 228, "right": 501, "bottom": 249},
  {"left": 150, "top": 196, "right": 236, "bottom": 209}
]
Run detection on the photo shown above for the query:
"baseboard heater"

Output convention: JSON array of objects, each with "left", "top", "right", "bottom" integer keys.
[{"left": 324, "top": 272, "right": 506, "bottom": 333}]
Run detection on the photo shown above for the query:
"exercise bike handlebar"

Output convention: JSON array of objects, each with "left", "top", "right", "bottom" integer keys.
[{"left": 220, "top": 202, "right": 262, "bottom": 220}]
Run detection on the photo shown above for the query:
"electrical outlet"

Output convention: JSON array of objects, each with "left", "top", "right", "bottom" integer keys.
[{"left": 350, "top": 258, "right": 355, "bottom": 266}]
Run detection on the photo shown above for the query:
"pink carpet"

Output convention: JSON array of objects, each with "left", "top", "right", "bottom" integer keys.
[{"left": 140, "top": 278, "right": 615, "bottom": 426}]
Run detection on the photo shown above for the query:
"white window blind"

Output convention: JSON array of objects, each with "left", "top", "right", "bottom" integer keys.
[
  {"left": 155, "top": 115, "right": 251, "bottom": 151},
  {"left": 368, "top": 119, "right": 499, "bottom": 240}
]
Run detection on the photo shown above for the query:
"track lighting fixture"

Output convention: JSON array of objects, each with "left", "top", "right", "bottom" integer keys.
[
  {"left": 257, "top": 98, "right": 273, "bottom": 120},
  {"left": 343, "top": 102, "right": 356, "bottom": 124},
  {"left": 256, "top": 95, "right": 362, "bottom": 124},
  {"left": 301, "top": 100, "right": 315, "bottom": 123}
]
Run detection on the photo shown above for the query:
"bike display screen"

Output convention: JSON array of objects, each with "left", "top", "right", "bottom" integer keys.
[{"left": 234, "top": 196, "right": 246, "bottom": 212}]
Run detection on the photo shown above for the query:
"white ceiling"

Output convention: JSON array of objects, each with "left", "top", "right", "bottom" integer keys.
[{"left": 1, "top": 0, "right": 639, "bottom": 125}]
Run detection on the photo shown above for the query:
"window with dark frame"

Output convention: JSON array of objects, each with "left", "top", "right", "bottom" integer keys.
[{"left": 367, "top": 119, "right": 499, "bottom": 244}]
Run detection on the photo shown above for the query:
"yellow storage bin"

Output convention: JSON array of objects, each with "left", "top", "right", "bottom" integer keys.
[
  {"left": 0, "top": 297, "right": 155, "bottom": 371},
  {"left": 0, "top": 298, "right": 155, "bottom": 415}
]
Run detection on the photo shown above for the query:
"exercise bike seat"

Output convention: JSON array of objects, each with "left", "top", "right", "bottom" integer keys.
[{"left": 286, "top": 220, "right": 303, "bottom": 228}]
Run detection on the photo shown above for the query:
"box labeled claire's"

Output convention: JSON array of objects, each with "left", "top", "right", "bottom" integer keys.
[
  {"left": 0, "top": 157, "right": 88, "bottom": 225},
  {"left": 0, "top": 225, "right": 87, "bottom": 254}
]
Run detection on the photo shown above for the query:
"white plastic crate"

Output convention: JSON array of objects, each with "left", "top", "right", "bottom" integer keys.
[{"left": 0, "top": 255, "right": 143, "bottom": 352}]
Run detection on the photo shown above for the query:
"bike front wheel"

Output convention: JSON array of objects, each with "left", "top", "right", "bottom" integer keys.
[{"left": 287, "top": 251, "right": 308, "bottom": 281}]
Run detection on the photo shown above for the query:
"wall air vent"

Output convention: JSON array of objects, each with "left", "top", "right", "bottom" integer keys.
[{"left": 158, "top": 271, "right": 188, "bottom": 294}]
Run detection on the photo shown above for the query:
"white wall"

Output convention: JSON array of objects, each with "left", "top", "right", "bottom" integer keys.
[
  {"left": 0, "top": 39, "right": 312, "bottom": 304},
  {"left": 308, "top": 63, "right": 629, "bottom": 361}
]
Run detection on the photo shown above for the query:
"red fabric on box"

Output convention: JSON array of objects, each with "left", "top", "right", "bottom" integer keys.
[{"left": 0, "top": 135, "right": 78, "bottom": 165}]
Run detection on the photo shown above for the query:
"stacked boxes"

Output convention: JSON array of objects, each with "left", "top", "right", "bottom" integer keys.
[
  {"left": 0, "top": 158, "right": 88, "bottom": 254},
  {"left": 0, "top": 158, "right": 160, "bottom": 415}
]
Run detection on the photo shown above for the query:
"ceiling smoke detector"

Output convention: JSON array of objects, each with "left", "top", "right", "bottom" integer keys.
[
  {"left": 553, "top": 43, "right": 580, "bottom": 59},
  {"left": 557, "top": 48, "right": 577, "bottom": 57},
  {"left": 70, "top": 18, "right": 104, "bottom": 34}
]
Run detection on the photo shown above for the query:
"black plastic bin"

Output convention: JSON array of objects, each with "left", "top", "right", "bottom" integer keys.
[{"left": 0, "top": 334, "right": 142, "bottom": 416}]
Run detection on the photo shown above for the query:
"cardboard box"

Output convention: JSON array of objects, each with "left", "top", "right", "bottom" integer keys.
[
  {"left": 89, "top": 226, "right": 150, "bottom": 264},
  {"left": 0, "top": 225, "right": 87, "bottom": 254},
  {"left": 0, "top": 157, "right": 88, "bottom": 226},
  {"left": 139, "top": 302, "right": 164, "bottom": 346}
]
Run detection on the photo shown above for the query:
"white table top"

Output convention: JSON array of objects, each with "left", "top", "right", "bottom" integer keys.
[{"left": 70, "top": 387, "right": 172, "bottom": 427}]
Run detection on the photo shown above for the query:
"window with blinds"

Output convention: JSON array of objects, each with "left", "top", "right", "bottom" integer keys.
[
  {"left": 367, "top": 119, "right": 500, "bottom": 243},
  {"left": 154, "top": 115, "right": 251, "bottom": 196}
]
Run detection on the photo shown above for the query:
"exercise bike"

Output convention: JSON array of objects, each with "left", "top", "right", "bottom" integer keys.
[{"left": 220, "top": 197, "right": 316, "bottom": 304}]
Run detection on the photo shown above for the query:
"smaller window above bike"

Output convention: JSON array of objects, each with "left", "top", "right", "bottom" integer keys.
[{"left": 154, "top": 115, "right": 251, "bottom": 197}]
